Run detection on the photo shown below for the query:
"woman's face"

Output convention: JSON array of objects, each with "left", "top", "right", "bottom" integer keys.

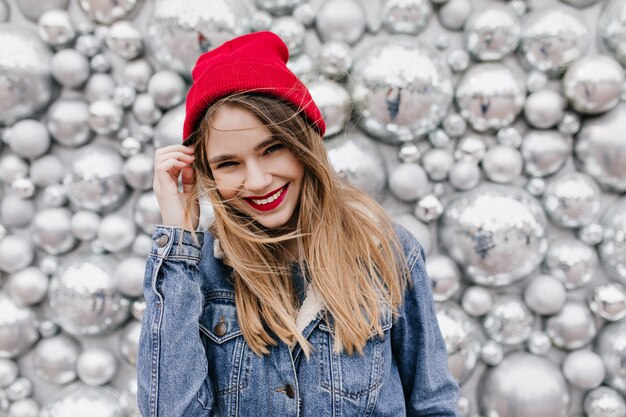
[{"left": 205, "top": 104, "right": 305, "bottom": 230}]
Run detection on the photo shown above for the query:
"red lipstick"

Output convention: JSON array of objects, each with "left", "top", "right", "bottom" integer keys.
[{"left": 243, "top": 184, "right": 289, "bottom": 212}]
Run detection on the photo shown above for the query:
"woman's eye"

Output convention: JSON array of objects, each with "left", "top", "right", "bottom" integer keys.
[
  {"left": 216, "top": 161, "right": 237, "bottom": 169},
  {"left": 264, "top": 143, "right": 284, "bottom": 155}
]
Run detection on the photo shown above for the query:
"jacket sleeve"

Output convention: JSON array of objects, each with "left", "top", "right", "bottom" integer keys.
[
  {"left": 390, "top": 229, "right": 461, "bottom": 416},
  {"left": 137, "top": 226, "right": 215, "bottom": 416}
]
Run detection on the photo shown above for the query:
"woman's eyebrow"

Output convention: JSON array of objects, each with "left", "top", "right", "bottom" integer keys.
[{"left": 208, "top": 137, "right": 278, "bottom": 165}]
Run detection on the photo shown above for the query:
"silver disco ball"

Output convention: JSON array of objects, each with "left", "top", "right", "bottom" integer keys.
[
  {"left": 349, "top": 38, "right": 453, "bottom": 143},
  {"left": 65, "top": 144, "right": 129, "bottom": 213},
  {"left": 40, "top": 383, "right": 125, "bottom": 417},
  {"left": 145, "top": 0, "right": 251, "bottom": 77},
  {"left": 600, "top": 198, "right": 626, "bottom": 286},
  {"left": 596, "top": 318, "right": 626, "bottom": 394},
  {"left": 47, "top": 254, "right": 130, "bottom": 336},
  {"left": 439, "top": 184, "right": 548, "bottom": 286},
  {"left": 0, "top": 25, "right": 53, "bottom": 125}
]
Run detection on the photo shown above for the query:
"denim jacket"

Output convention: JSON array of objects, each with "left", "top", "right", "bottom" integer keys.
[{"left": 137, "top": 224, "right": 460, "bottom": 416}]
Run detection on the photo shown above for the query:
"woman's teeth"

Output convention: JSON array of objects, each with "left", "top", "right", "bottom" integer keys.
[{"left": 251, "top": 187, "right": 283, "bottom": 205}]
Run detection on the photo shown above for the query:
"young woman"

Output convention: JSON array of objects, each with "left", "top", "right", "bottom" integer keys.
[{"left": 137, "top": 31, "right": 460, "bottom": 417}]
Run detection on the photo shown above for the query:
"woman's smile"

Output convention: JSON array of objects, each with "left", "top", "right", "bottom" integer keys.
[{"left": 243, "top": 183, "right": 289, "bottom": 212}]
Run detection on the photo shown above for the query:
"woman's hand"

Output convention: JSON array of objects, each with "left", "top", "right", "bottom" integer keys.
[{"left": 153, "top": 144, "right": 199, "bottom": 231}]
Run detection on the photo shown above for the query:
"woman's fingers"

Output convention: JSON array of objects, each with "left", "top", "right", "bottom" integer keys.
[{"left": 181, "top": 166, "right": 195, "bottom": 194}]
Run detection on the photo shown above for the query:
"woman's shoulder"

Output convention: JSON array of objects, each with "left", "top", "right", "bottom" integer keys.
[{"left": 391, "top": 222, "right": 424, "bottom": 270}]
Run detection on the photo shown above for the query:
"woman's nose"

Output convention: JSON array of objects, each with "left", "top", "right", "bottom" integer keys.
[{"left": 244, "top": 162, "right": 272, "bottom": 193}]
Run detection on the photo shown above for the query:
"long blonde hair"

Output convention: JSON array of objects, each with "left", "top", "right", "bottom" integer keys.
[{"left": 184, "top": 92, "right": 410, "bottom": 358}]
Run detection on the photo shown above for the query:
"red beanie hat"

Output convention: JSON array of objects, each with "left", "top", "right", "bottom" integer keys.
[{"left": 182, "top": 31, "right": 326, "bottom": 144}]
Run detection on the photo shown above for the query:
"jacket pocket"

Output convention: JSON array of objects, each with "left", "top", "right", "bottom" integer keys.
[
  {"left": 317, "top": 309, "right": 392, "bottom": 400},
  {"left": 199, "top": 295, "right": 251, "bottom": 397}
]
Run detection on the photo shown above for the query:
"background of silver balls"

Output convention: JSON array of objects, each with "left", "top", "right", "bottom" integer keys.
[{"left": 1, "top": 0, "right": 626, "bottom": 416}]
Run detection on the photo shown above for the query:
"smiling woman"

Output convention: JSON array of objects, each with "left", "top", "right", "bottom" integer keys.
[{"left": 138, "top": 31, "right": 460, "bottom": 417}]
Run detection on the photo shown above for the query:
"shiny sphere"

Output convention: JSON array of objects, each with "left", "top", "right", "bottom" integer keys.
[
  {"left": 51, "top": 49, "right": 90, "bottom": 89},
  {"left": 421, "top": 148, "right": 453, "bottom": 181},
  {"left": 483, "top": 297, "right": 535, "bottom": 345},
  {"left": 456, "top": 135, "right": 488, "bottom": 162},
  {"left": 478, "top": 352, "right": 569, "bottom": 417},
  {"left": 576, "top": 104, "right": 626, "bottom": 191},
  {"left": 579, "top": 222, "right": 604, "bottom": 246},
  {"left": 132, "top": 93, "right": 162, "bottom": 125},
  {"left": 66, "top": 144, "right": 128, "bottom": 213},
  {"left": 97, "top": 214, "right": 136, "bottom": 253},
  {"left": 153, "top": 104, "right": 185, "bottom": 148},
  {"left": 317, "top": 41, "right": 352, "bottom": 79},
  {"left": 0, "top": 154, "right": 28, "bottom": 183},
  {"left": 546, "top": 301, "right": 597, "bottom": 350},
  {"left": 39, "top": 383, "right": 125, "bottom": 416},
  {"left": 122, "top": 59, "right": 153, "bottom": 92},
  {"left": 564, "top": 55, "right": 624, "bottom": 115},
  {"left": 527, "top": 330, "right": 552, "bottom": 355},
  {"left": 147, "top": 70, "right": 186, "bottom": 109},
  {"left": 563, "top": 349, "right": 606, "bottom": 390},
  {"left": 443, "top": 113, "right": 467, "bottom": 138},
  {"left": 84, "top": 73, "right": 116, "bottom": 102},
  {"left": 545, "top": 238, "right": 598, "bottom": 289},
  {"left": 88, "top": 100, "right": 123, "bottom": 135},
  {"left": 425, "top": 255, "right": 461, "bottom": 302},
  {"left": 15, "top": 0, "right": 69, "bottom": 22},
  {"left": 481, "top": 145, "right": 523, "bottom": 184},
  {"left": 0, "top": 235, "right": 34, "bottom": 274},
  {"left": 37, "top": 9, "right": 75, "bottom": 47},
  {"left": 461, "top": 286, "right": 493, "bottom": 317},
  {"left": 350, "top": 39, "right": 452, "bottom": 142},
  {"left": 326, "top": 133, "right": 386, "bottom": 200},
  {"left": 30, "top": 208, "right": 76, "bottom": 255},
  {"left": 315, "top": 0, "right": 366, "bottom": 44},
  {"left": 47, "top": 254, "right": 130, "bottom": 336},
  {"left": 123, "top": 153, "right": 154, "bottom": 191},
  {"left": 0, "top": 358, "right": 19, "bottom": 387},
  {"left": 440, "top": 185, "right": 548, "bottom": 286},
  {"left": 134, "top": 191, "right": 162, "bottom": 235},
  {"left": 455, "top": 64, "right": 525, "bottom": 132},
  {"left": 481, "top": 340, "right": 504, "bottom": 366},
  {"left": 449, "top": 160, "right": 481, "bottom": 191},
  {"left": 77, "top": 0, "right": 138, "bottom": 24},
  {"left": 435, "top": 302, "right": 481, "bottom": 384},
  {"left": 0, "top": 26, "right": 53, "bottom": 125},
  {"left": 76, "top": 348, "right": 117, "bottom": 386},
  {"left": 113, "top": 257, "right": 146, "bottom": 298},
  {"left": 524, "top": 90, "right": 566, "bottom": 129},
  {"left": 388, "top": 163, "right": 429, "bottom": 202},
  {"left": 464, "top": 6, "right": 521, "bottom": 61},
  {"left": 106, "top": 20, "right": 143, "bottom": 59},
  {"left": 542, "top": 173, "right": 601, "bottom": 228},
  {"left": 523, "top": 275, "right": 566, "bottom": 316},
  {"left": 7, "top": 267, "right": 49, "bottom": 306},
  {"left": 119, "top": 320, "right": 141, "bottom": 365},
  {"left": 596, "top": 319, "right": 626, "bottom": 394},
  {"left": 0, "top": 293, "right": 39, "bottom": 358},
  {"left": 381, "top": 0, "right": 431, "bottom": 35},
  {"left": 519, "top": 5, "right": 588, "bottom": 75},
  {"left": 599, "top": 0, "right": 626, "bottom": 67},
  {"left": 46, "top": 99, "right": 92, "bottom": 147},
  {"left": 584, "top": 387, "right": 626, "bottom": 417},
  {"left": 270, "top": 17, "right": 305, "bottom": 55},
  {"left": 256, "top": 0, "right": 304, "bottom": 15},
  {"left": 70, "top": 210, "right": 101, "bottom": 241},
  {"left": 521, "top": 130, "right": 571, "bottom": 177},
  {"left": 32, "top": 334, "right": 79, "bottom": 385},
  {"left": 0, "top": 194, "right": 35, "bottom": 228},
  {"left": 75, "top": 34, "right": 103, "bottom": 58},
  {"left": 6, "top": 119, "right": 50, "bottom": 160},
  {"left": 600, "top": 198, "right": 626, "bottom": 286},
  {"left": 8, "top": 398, "right": 40, "bottom": 417},
  {"left": 414, "top": 194, "right": 444, "bottom": 223},
  {"left": 438, "top": 0, "right": 472, "bottom": 31},
  {"left": 6, "top": 376, "right": 33, "bottom": 401},
  {"left": 145, "top": 0, "right": 249, "bottom": 77},
  {"left": 589, "top": 283, "right": 626, "bottom": 321},
  {"left": 308, "top": 80, "right": 350, "bottom": 138}
]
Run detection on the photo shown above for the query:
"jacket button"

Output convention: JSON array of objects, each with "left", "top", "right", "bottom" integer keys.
[
  {"left": 155, "top": 235, "right": 169, "bottom": 247},
  {"left": 284, "top": 384, "right": 295, "bottom": 399},
  {"left": 214, "top": 316, "right": 227, "bottom": 337}
]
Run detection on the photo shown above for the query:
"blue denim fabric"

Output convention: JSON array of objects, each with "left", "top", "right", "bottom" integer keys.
[{"left": 137, "top": 224, "right": 460, "bottom": 416}]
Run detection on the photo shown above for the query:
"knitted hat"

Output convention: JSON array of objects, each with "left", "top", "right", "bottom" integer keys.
[{"left": 182, "top": 31, "right": 326, "bottom": 144}]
